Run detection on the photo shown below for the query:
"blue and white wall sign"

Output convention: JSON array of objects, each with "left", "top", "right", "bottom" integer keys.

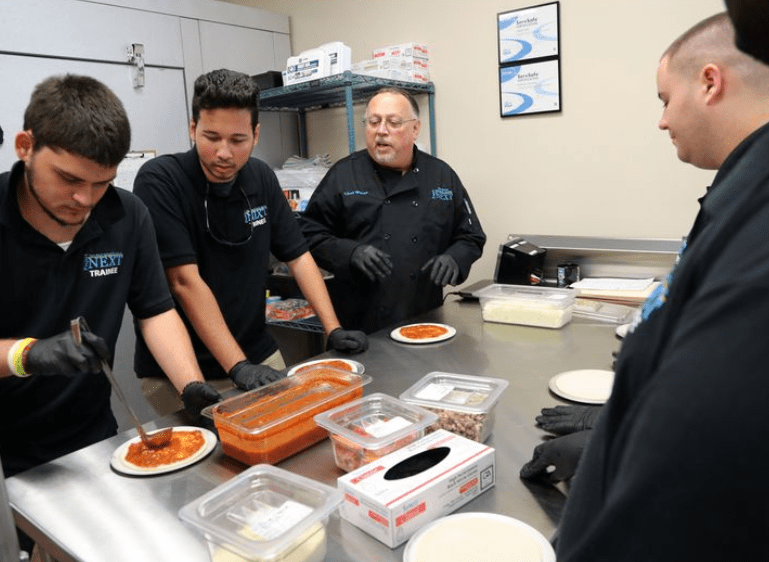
[
  {"left": 498, "top": 2, "right": 560, "bottom": 64},
  {"left": 499, "top": 60, "right": 560, "bottom": 116},
  {"left": 497, "top": 2, "right": 561, "bottom": 118}
]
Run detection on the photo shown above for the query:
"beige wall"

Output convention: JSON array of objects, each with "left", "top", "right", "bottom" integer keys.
[{"left": 224, "top": 0, "right": 725, "bottom": 285}]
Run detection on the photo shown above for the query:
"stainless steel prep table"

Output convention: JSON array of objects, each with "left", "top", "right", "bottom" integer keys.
[{"left": 7, "top": 297, "right": 621, "bottom": 562}]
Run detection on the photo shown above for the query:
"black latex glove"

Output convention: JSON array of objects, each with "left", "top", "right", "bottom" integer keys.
[
  {"left": 421, "top": 254, "right": 460, "bottom": 286},
  {"left": 26, "top": 329, "right": 110, "bottom": 376},
  {"left": 229, "top": 360, "right": 285, "bottom": 390},
  {"left": 536, "top": 405, "right": 603, "bottom": 435},
  {"left": 351, "top": 244, "right": 393, "bottom": 282},
  {"left": 326, "top": 328, "right": 368, "bottom": 354},
  {"left": 520, "top": 430, "right": 593, "bottom": 482},
  {"left": 181, "top": 381, "right": 222, "bottom": 422}
]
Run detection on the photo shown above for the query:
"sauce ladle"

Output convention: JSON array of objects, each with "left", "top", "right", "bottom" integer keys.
[{"left": 70, "top": 317, "right": 172, "bottom": 449}]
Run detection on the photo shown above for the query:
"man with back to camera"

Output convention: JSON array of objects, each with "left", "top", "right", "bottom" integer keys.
[
  {"left": 550, "top": 13, "right": 769, "bottom": 560},
  {"left": 0, "top": 74, "right": 221, "bottom": 557},
  {"left": 133, "top": 69, "right": 367, "bottom": 415},
  {"left": 520, "top": 0, "right": 769, "bottom": 484},
  {"left": 299, "top": 87, "right": 486, "bottom": 334}
]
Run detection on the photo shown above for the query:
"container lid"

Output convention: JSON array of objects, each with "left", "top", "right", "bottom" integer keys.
[
  {"left": 179, "top": 464, "right": 342, "bottom": 561},
  {"left": 209, "top": 366, "right": 371, "bottom": 434},
  {"left": 399, "top": 372, "right": 509, "bottom": 414},
  {"left": 475, "top": 284, "right": 575, "bottom": 309},
  {"left": 314, "top": 393, "right": 438, "bottom": 448},
  {"left": 573, "top": 298, "right": 635, "bottom": 324}
]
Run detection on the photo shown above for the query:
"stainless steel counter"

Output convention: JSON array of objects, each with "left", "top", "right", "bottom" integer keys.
[{"left": 7, "top": 298, "right": 621, "bottom": 562}]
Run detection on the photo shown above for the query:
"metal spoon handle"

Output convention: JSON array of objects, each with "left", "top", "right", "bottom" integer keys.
[{"left": 70, "top": 317, "right": 150, "bottom": 442}]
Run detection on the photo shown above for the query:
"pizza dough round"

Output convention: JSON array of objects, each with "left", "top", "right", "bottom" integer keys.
[{"left": 404, "top": 513, "right": 554, "bottom": 562}]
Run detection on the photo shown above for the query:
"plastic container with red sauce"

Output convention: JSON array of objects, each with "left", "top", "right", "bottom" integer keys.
[{"left": 211, "top": 366, "right": 371, "bottom": 465}]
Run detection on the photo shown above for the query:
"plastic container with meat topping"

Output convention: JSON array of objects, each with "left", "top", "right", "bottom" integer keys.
[
  {"left": 399, "top": 372, "right": 509, "bottom": 442},
  {"left": 210, "top": 366, "right": 371, "bottom": 465},
  {"left": 179, "top": 464, "right": 343, "bottom": 562},
  {"left": 314, "top": 393, "right": 438, "bottom": 472}
]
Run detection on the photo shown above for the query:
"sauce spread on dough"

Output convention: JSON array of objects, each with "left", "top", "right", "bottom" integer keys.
[
  {"left": 400, "top": 324, "right": 449, "bottom": 339},
  {"left": 296, "top": 360, "right": 353, "bottom": 375},
  {"left": 125, "top": 430, "right": 204, "bottom": 468}
]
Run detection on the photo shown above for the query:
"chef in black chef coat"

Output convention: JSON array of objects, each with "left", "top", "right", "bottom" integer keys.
[{"left": 300, "top": 87, "right": 486, "bottom": 333}]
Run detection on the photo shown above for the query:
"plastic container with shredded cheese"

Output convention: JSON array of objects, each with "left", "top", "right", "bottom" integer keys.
[
  {"left": 399, "top": 372, "right": 508, "bottom": 442},
  {"left": 314, "top": 393, "right": 438, "bottom": 472},
  {"left": 210, "top": 366, "right": 371, "bottom": 465},
  {"left": 179, "top": 464, "right": 342, "bottom": 562},
  {"left": 475, "top": 284, "right": 575, "bottom": 329}
]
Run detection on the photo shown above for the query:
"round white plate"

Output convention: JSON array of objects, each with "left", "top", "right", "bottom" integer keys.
[
  {"left": 615, "top": 322, "right": 631, "bottom": 339},
  {"left": 286, "top": 358, "right": 365, "bottom": 377},
  {"left": 403, "top": 512, "right": 555, "bottom": 562},
  {"left": 110, "top": 427, "right": 217, "bottom": 476},
  {"left": 549, "top": 369, "right": 615, "bottom": 404},
  {"left": 390, "top": 323, "right": 456, "bottom": 344}
]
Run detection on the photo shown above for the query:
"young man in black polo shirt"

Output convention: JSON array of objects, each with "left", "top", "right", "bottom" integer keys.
[
  {"left": 133, "top": 69, "right": 367, "bottom": 415},
  {"left": 0, "top": 75, "right": 220, "bottom": 481}
]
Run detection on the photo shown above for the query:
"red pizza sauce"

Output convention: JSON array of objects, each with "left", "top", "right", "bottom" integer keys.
[
  {"left": 124, "top": 429, "right": 205, "bottom": 468},
  {"left": 295, "top": 360, "right": 353, "bottom": 375},
  {"left": 400, "top": 324, "right": 449, "bottom": 339}
]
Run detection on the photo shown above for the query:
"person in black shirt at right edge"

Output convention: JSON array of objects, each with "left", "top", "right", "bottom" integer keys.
[
  {"left": 537, "top": 12, "right": 769, "bottom": 561},
  {"left": 724, "top": 0, "right": 769, "bottom": 63},
  {"left": 520, "top": 0, "right": 769, "bottom": 486}
]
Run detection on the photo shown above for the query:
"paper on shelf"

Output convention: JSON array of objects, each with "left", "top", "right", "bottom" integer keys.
[
  {"left": 571, "top": 278, "right": 660, "bottom": 306},
  {"left": 570, "top": 278, "right": 655, "bottom": 291}
]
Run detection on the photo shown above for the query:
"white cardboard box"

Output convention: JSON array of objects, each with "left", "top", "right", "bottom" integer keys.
[
  {"left": 284, "top": 48, "right": 328, "bottom": 85},
  {"left": 373, "top": 42, "right": 429, "bottom": 60},
  {"left": 337, "top": 429, "right": 495, "bottom": 548}
]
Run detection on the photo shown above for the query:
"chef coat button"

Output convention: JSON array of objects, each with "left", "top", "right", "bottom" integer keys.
[
  {"left": 411, "top": 236, "right": 418, "bottom": 244},
  {"left": 384, "top": 233, "right": 391, "bottom": 240},
  {"left": 384, "top": 199, "right": 391, "bottom": 205},
  {"left": 412, "top": 200, "right": 418, "bottom": 207}
]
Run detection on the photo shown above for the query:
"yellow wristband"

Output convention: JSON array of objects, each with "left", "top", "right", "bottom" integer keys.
[{"left": 7, "top": 338, "right": 37, "bottom": 377}]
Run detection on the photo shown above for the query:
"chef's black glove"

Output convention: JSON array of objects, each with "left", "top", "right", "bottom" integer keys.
[
  {"left": 229, "top": 360, "right": 284, "bottom": 390},
  {"left": 25, "top": 329, "right": 110, "bottom": 376},
  {"left": 520, "top": 430, "right": 593, "bottom": 482},
  {"left": 536, "top": 405, "right": 603, "bottom": 436},
  {"left": 326, "top": 328, "right": 368, "bottom": 354},
  {"left": 421, "top": 254, "right": 459, "bottom": 286},
  {"left": 181, "top": 381, "right": 222, "bottom": 422},
  {"left": 351, "top": 244, "right": 393, "bottom": 282}
]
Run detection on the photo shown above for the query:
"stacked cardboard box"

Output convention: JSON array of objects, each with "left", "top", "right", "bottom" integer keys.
[{"left": 352, "top": 42, "right": 430, "bottom": 83}]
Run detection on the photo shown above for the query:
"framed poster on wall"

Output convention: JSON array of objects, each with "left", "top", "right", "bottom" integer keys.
[
  {"left": 497, "top": 1, "right": 561, "bottom": 118},
  {"left": 499, "top": 59, "right": 561, "bottom": 117},
  {"left": 498, "top": 1, "right": 560, "bottom": 64}
]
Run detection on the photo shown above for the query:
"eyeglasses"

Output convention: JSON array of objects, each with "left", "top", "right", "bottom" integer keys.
[
  {"left": 204, "top": 183, "right": 254, "bottom": 247},
  {"left": 362, "top": 117, "right": 418, "bottom": 131}
]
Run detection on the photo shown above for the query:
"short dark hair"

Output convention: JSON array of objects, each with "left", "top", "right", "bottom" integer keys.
[
  {"left": 370, "top": 87, "right": 420, "bottom": 118},
  {"left": 23, "top": 74, "right": 131, "bottom": 168},
  {"left": 191, "top": 69, "right": 260, "bottom": 128}
]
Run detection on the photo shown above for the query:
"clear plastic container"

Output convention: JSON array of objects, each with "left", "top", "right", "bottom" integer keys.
[
  {"left": 314, "top": 393, "right": 438, "bottom": 472},
  {"left": 210, "top": 366, "right": 371, "bottom": 465},
  {"left": 572, "top": 298, "right": 636, "bottom": 324},
  {"left": 399, "top": 372, "right": 509, "bottom": 442},
  {"left": 179, "top": 464, "right": 343, "bottom": 562},
  {"left": 475, "top": 284, "right": 575, "bottom": 328}
]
